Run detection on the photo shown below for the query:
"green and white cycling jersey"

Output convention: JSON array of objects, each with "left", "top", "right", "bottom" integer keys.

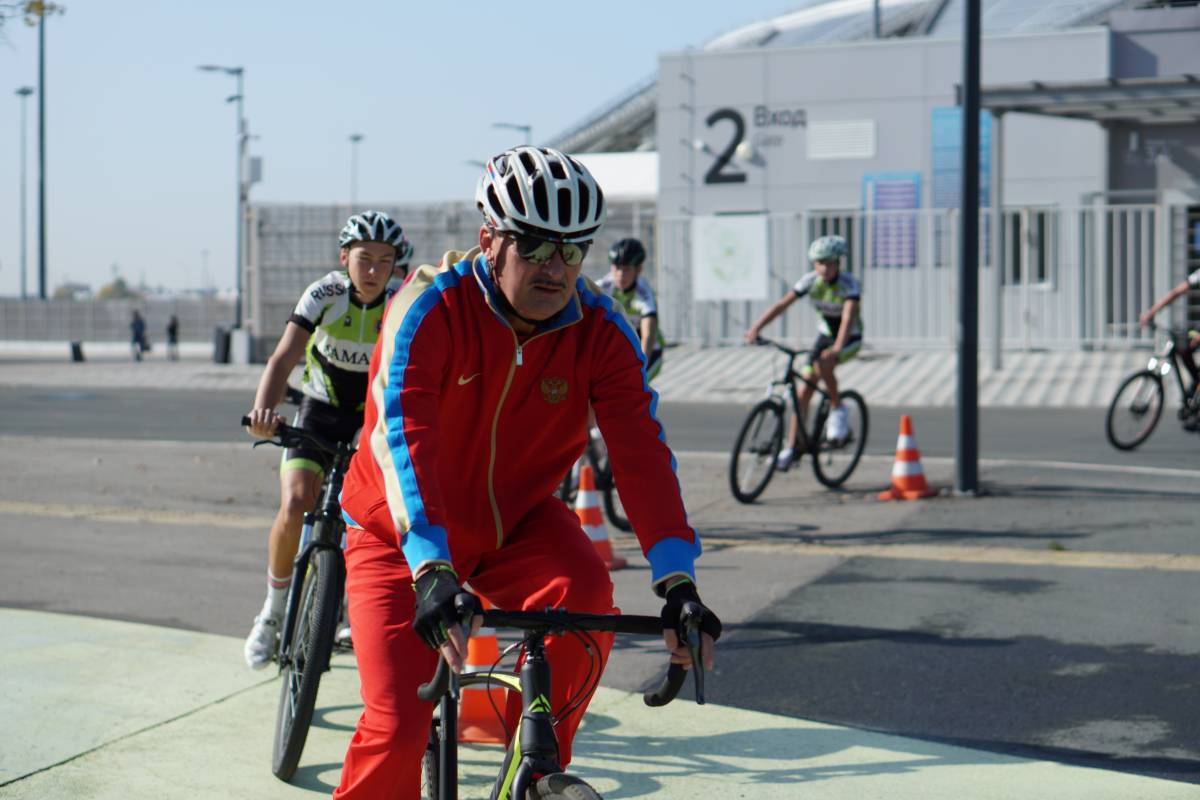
[
  {"left": 792, "top": 270, "right": 862, "bottom": 338},
  {"left": 595, "top": 274, "right": 666, "bottom": 353},
  {"left": 288, "top": 270, "right": 399, "bottom": 412}
]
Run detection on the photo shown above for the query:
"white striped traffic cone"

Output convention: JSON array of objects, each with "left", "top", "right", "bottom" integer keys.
[
  {"left": 575, "top": 465, "right": 626, "bottom": 570},
  {"left": 878, "top": 415, "right": 937, "bottom": 501},
  {"left": 458, "top": 596, "right": 508, "bottom": 745}
]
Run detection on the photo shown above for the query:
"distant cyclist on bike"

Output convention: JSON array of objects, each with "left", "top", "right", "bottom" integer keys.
[
  {"left": 241, "top": 210, "right": 412, "bottom": 670},
  {"left": 1139, "top": 266, "right": 1200, "bottom": 427},
  {"left": 744, "top": 234, "right": 861, "bottom": 470},
  {"left": 597, "top": 237, "right": 665, "bottom": 381},
  {"left": 334, "top": 146, "right": 722, "bottom": 799}
]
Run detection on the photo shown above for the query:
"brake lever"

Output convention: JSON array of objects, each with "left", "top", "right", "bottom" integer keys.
[{"left": 680, "top": 604, "right": 705, "bottom": 705}]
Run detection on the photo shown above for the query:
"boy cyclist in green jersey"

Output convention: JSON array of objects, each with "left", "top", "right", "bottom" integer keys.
[
  {"left": 597, "top": 237, "right": 665, "bottom": 381},
  {"left": 241, "top": 210, "right": 411, "bottom": 669},
  {"left": 745, "top": 235, "right": 861, "bottom": 470}
]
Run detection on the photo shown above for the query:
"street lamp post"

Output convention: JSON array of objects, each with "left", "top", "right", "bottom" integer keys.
[
  {"left": 492, "top": 122, "right": 532, "bottom": 146},
  {"left": 349, "top": 133, "right": 364, "bottom": 208},
  {"left": 37, "top": 14, "right": 46, "bottom": 299},
  {"left": 15, "top": 87, "right": 34, "bottom": 300},
  {"left": 197, "top": 64, "right": 246, "bottom": 330}
]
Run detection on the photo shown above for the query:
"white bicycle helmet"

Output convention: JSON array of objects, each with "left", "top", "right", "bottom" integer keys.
[
  {"left": 476, "top": 146, "right": 605, "bottom": 243},
  {"left": 394, "top": 235, "right": 413, "bottom": 272},
  {"left": 808, "top": 235, "right": 848, "bottom": 262},
  {"left": 339, "top": 211, "right": 408, "bottom": 264}
]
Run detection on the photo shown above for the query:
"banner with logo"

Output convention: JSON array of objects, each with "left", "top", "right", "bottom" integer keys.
[{"left": 691, "top": 214, "right": 769, "bottom": 301}]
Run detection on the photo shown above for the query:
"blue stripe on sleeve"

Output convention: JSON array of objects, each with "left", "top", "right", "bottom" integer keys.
[
  {"left": 577, "top": 281, "right": 701, "bottom": 579},
  {"left": 382, "top": 257, "right": 472, "bottom": 566},
  {"left": 645, "top": 537, "right": 700, "bottom": 585}
]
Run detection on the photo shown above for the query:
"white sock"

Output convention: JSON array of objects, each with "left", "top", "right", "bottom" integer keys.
[{"left": 264, "top": 571, "right": 292, "bottom": 619}]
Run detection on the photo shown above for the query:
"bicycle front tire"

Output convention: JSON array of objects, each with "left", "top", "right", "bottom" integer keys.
[
  {"left": 729, "top": 399, "right": 784, "bottom": 503},
  {"left": 272, "top": 546, "right": 342, "bottom": 781},
  {"left": 602, "top": 476, "right": 632, "bottom": 532},
  {"left": 530, "top": 773, "right": 604, "bottom": 800},
  {"left": 422, "top": 718, "right": 440, "bottom": 800},
  {"left": 811, "top": 390, "right": 869, "bottom": 488},
  {"left": 1106, "top": 369, "right": 1164, "bottom": 450}
]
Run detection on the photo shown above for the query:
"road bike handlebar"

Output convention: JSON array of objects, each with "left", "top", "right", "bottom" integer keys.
[
  {"left": 416, "top": 605, "right": 706, "bottom": 708},
  {"left": 239, "top": 416, "right": 344, "bottom": 456},
  {"left": 753, "top": 335, "right": 801, "bottom": 359}
]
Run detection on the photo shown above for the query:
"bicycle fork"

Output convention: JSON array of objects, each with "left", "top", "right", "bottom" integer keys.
[
  {"left": 277, "top": 512, "right": 345, "bottom": 669},
  {"left": 491, "top": 638, "right": 560, "bottom": 800}
]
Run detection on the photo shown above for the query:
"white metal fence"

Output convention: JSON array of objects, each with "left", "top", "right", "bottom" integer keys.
[
  {"left": 657, "top": 203, "right": 1188, "bottom": 350},
  {"left": 245, "top": 201, "right": 656, "bottom": 357},
  {"left": 0, "top": 297, "right": 234, "bottom": 343}
]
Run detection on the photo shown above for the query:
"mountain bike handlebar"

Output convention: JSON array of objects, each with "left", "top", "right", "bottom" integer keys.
[
  {"left": 240, "top": 417, "right": 346, "bottom": 456},
  {"left": 744, "top": 335, "right": 801, "bottom": 357},
  {"left": 416, "top": 606, "right": 706, "bottom": 708}
]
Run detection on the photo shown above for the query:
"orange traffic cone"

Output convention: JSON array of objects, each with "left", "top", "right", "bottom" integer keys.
[
  {"left": 878, "top": 415, "right": 938, "bottom": 501},
  {"left": 458, "top": 597, "right": 508, "bottom": 745},
  {"left": 576, "top": 465, "right": 627, "bottom": 570}
]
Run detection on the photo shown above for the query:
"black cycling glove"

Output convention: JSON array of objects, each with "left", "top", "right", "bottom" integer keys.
[
  {"left": 412, "top": 567, "right": 478, "bottom": 650},
  {"left": 659, "top": 579, "right": 722, "bottom": 642}
]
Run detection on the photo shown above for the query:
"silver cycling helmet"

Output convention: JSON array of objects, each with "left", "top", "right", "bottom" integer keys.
[
  {"left": 394, "top": 235, "right": 413, "bottom": 273},
  {"left": 339, "top": 211, "right": 408, "bottom": 264},
  {"left": 476, "top": 146, "right": 605, "bottom": 243},
  {"left": 808, "top": 235, "right": 848, "bottom": 262}
]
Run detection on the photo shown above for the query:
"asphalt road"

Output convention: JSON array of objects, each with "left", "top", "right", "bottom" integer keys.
[
  {"left": 2, "top": 387, "right": 1199, "bottom": 785},
  {"left": 2, "top": 386, "right": 1198, "bottom": 469}
]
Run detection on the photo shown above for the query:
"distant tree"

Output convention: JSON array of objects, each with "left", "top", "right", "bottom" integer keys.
[
  {"left": 97, "top": 277, "right": 141, "bottom": 301},
  {"left": 0, "top": 2, "right": 65, "bottom": 39},
  {"left": 51, "top": 285, "right": 74, "bottom": 300}
]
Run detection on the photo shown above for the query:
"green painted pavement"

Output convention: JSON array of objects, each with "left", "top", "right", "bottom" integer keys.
[{"left": 1, "top": 609, "right": 1194, "bottom": 799}]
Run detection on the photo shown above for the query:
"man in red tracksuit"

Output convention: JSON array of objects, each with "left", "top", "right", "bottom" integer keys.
[{"left": 334, "top": 146, "right": 722, "bottom": 799}]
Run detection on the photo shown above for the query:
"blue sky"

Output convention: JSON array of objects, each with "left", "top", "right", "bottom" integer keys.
[{"left": 0, "top": 0, "right": 798, "bottom": 295}]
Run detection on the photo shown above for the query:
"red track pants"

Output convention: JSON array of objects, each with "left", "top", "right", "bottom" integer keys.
[{"left": 333, "top": 496, "right": 616, "bottom": 799}]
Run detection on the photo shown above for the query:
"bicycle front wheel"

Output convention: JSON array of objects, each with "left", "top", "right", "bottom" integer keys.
[
  {"left": 729, "top": 399, "right": 784, "bottom": 503},
  {"left": 602, "top": 475, "right": 632, "bottom": 532},
  {"left": 272, "top": 546, "right": 342, "bottom": 781},
  {"left": 1106, "top": 369, "right": 1164, "bottom": 450},
  {"left": 811, "top": 391, "right": 868, "bottom": 488},
  {"left": 422, "top": 718, "right": 440, "bottom": 800},
  {"left": 530, "top": 773, "right": 603, "bottom": 800}
]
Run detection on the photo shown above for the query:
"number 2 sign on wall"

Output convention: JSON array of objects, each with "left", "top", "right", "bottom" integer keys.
[{"left": 703, "top": 108, "right": 748, "bottom": 185}]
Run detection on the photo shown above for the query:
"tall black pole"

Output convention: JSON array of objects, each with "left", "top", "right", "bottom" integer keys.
[
  {"left": 235, "top": 70, "right": 245, "bottom": 330},
  {"left": 16, "top": 87, "right": 34, "bottom": 300},
  {"left": 37, "top": 13, "right": 47, "bottom": 300},
  {"left": 956, "top": 0, "right": 981, "bottom": 494}
]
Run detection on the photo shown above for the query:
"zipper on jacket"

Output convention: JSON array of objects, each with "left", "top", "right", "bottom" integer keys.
[
  {"left": 487, "top": 333, "right": 520, "bottom": 547},
  {"left": 516, "top": 344, "right": 523, "bottom": 365}
]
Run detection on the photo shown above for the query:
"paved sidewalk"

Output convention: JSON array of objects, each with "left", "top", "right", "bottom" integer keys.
[
  {"left": 0, "top": 340, "right": 1161, "bottom": 407},
  {"left": 2, "top": 608, "right": 1194, "bottom": 799}
]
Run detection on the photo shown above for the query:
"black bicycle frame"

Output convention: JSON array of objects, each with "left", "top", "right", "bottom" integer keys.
[
  {"left": 423, "top": 609, "right": 696, "bottom": 800},
  {"left": 1158, "top": 334, "right": 1200, "bottom": 404},
  {"left": 277, "top": 442, "right": 353, "bottom": 666},
  {"left": 767, "top": 344, "right": 830, "bottom": 454}
]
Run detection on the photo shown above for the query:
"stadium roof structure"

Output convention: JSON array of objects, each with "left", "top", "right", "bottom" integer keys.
[
  {"left": 546, "top": 0, "right": 1137, "bottom": 154},
  {"left": 977, "top": 74, "right": 1200, "bottom": 125}
]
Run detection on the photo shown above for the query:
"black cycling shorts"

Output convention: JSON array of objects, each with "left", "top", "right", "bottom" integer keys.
[
  {"left": 805, "top": 333, "right": 863, "bottom": 371},
  {"left": 281, "top": 394, "right": 361, "bottom": 477}
]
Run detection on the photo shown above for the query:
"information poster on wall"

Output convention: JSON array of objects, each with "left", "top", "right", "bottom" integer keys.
[
  {"left": 931, "top": 107, "right": 991, "bottom": 209},
  {"left": 862, "top": 171, "right": 920, "bottom": 267},
  {"left": 691, "top": 214, "right": 769, "bottom": 301}
]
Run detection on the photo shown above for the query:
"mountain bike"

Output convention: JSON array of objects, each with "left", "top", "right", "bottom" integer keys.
[
  {"left": 418, "top": 604, "right": 706, "bottom": 800},
  {"left": 558, "top": 429, "right": 631, "bottom": 532},
  {"left": 1106, "top": 325, "right": 1200, "bottom": 450},
  {"left": 241, "top": 416, "right": 354, "bottom": 781},
  {"left": 729, "top": 336, "right": 868, "bottom": 503}
]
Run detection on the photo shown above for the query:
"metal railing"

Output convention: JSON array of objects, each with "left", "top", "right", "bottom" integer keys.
[{"left": 656, "top": 203, "right": 1183, "bottom": 350}]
